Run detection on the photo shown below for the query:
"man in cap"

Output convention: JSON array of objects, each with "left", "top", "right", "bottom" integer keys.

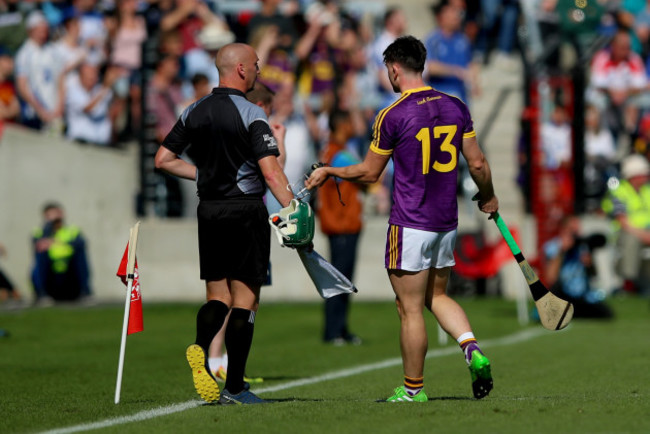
[{"left": 602, "top": 154, "right": 650, "bottom": 294}]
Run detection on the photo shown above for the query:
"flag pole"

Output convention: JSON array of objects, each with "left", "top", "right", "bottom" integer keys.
[
  {"left": 114, "top": 277, "right": 133, "bottom": 404},
  {"left": 114, "top": 222, "right": 140, "bottom": 404}
]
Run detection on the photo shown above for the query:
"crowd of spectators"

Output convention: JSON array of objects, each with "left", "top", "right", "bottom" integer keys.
[
  {"left": 0, "top": 0, "right": 530, "bottom": 217},
  {"left": 0, "top": 1, "right": 530, "bottom": 147},
  {"left": 525, "top": 0, "right": 650, "bottom": 298}
]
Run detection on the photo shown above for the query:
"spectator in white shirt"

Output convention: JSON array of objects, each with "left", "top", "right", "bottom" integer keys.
[
  {"left": 589, "top": 30, "right": 647, "bottom": 139},
  {"left": 65, "top": 63, "right": 119, "bottom": 146},
  {"left": 15, "top": 11, "right": 65, "bottom": 130},
  {"left": 585, "top": 105, "right": 616, "bottom": 162},
  {"left": 71, "top": 0, "right": 108, "bottom": 66},
  {"left": 541, "top": 105, "right": 572, "bottom": 170},
  {"left": 52, "top": 12, "right": 88, "bottom": 82}
]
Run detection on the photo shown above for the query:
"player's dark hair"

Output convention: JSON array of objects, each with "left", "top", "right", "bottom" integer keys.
[
  {"left": 328, "top": 109, "right": 351, "bottom": 133},
  {"left": 383, "top": 35, "right": 427, "bottom": 73},
  {"left": 246, "top": 81, "right": 275, "bottom": 106}
]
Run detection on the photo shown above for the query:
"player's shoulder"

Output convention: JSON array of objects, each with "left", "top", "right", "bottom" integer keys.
[
  {"left": 432, "top": 89, "right": 471, "bottom": 113},
  {"left": 229, "top": 93, "right": 268, "bottom": 126},
  {"left": 376, "top": 92, "right": 413, "bottom": 121},
  {"left": 180, "top": 92, "right": 213, "bottom": 125},
  {"left": 409, "top": 87, "right": 469, "bottom": 111}
]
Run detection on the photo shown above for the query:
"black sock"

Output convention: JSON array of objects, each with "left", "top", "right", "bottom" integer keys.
[
  {"left": 195, "top": 300, "right": 229, "bottom": 353},
  {"left": 224, "top": 307, "right": 256, "bottom": 394}
]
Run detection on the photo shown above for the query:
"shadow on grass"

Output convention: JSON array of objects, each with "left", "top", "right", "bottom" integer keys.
[
  {"left": 428, "top": 396, "right": 474, "bottom": 401},
  {"left": 268, "top": 398, "right": 326, "bottom": 403},
  {"left": 374, "top": 396, "right": 473, "bottom": 403},
  {"left": 197, "top": 398, "right": 326, "bottom": 405},
  {"left": 253, "top": 375, "right": 303, "bottom": 381}
]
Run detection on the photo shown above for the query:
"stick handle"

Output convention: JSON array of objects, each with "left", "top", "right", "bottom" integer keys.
[
  {"left": 490, "top": 212, "right": 548, "bottom": 301},
  {"left": 492, "top": 212, "right": 521, "bottom": 256}
]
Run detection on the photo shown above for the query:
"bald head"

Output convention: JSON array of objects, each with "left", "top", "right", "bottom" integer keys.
[{"left": 216, "top": 43, "right": 260, "bottom": 92}]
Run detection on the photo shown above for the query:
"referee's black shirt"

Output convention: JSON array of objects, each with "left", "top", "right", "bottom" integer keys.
[{"left": 162, "top": 87, "right": 280, "bottom": 200}]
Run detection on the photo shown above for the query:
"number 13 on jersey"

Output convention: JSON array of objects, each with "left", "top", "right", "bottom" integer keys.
[{"left": 417, "top": 125, "right": 457, "bottom": 174}]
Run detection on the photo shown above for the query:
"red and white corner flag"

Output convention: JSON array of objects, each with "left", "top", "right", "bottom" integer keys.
[
  {"left": 114, "top": 221, "right": 141, "bottom": 404},
  {"left": 116, "top": 243, "right": 143, "bottom": 335}
]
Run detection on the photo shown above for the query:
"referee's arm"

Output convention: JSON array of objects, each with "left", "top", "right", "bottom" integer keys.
[
  {"left": 154, "top": 146, "right": 197, "bottom": 181},
  {"left": 259, "top": 155, "right": 294, "bottom": 208}
]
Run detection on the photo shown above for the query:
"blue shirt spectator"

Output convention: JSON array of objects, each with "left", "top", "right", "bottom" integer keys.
[{"left": 424, "top": 2, "right": 475, "bottom": 104}]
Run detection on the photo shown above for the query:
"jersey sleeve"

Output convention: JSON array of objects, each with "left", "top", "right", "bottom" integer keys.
[
  {"left": 369, "top": 108, "right": 397, "bottom": 156},
  {"left": 460, "top": 102, "right": 476, "bottom": 139},
  {"left": 161, "top": 116, "right": 190, "bottom": 155},
  {"left": 249, "top": 118, "right": 280, "bottom": 160}
]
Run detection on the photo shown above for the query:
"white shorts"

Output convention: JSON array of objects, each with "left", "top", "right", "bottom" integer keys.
[{"left": 385, "top": 224, "right": 457, "bottom": 271}]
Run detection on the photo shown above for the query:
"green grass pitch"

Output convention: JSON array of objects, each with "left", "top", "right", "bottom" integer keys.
[{"left": 1, "top": 297, "right": 648, "bottom": 433}]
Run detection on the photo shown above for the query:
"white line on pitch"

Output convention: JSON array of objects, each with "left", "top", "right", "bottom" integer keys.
[{"left": 40, "top": 327, "right": 549, "bottom": 434}]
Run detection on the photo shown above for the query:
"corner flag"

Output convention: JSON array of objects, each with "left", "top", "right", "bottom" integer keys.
[
  {"left": 114, "top": 221, "right": 141, "bottom": 404},
  {"left": 116, "top": 244, "right": 143, "bottom": 335}
]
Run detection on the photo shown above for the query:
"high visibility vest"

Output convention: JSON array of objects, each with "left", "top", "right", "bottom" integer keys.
[
  {"left": 602, "top": 180, "right": 650, "bottom": 230},
  {"left": 33, "top": 225, "right": 81, "bottom": 274}
]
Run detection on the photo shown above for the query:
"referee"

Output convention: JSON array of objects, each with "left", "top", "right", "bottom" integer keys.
[{"left": 155, "top": 43, "right": 294, "bottom": 405}]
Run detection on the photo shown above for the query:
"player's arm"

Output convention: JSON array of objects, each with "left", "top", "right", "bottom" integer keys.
[
  {"left": 249, "top": 115, "right": 293, "bottom": 208},
  {"left": 461, "top": 135, "right": 498, "bottom": 214},
  {"left": 305, "top": 150, "right": 390, "bottom": 189},
  {"left": 154, "top": 116, "right": 197, "bottom": 181},
  {"left": 154, "top": 146, "right": 197, "bottom": 180},
  {"left": 259, "top": 155, "right": 293, "bottom": 208}
]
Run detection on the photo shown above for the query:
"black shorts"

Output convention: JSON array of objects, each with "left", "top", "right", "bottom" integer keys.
[{"left": 197, "top": 199, "right": 270, "bottom": 286}]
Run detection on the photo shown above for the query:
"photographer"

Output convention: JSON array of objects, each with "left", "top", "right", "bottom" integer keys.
[
  {"left": 543, "top": 216, "right": 613, "bottom": 319},
  {"left": 31, "top": 203, "right": 93, "bottom": 305}
]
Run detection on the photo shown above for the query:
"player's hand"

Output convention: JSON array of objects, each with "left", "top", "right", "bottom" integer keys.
[
  {"left": 479, "top": 196, "right": 499, "bottom": 215},
  {"left": 305, "top": 167, "right": 329, "bottom": 190},
  {"left": 472, "top": 192, "right": 499, "bottom": 216}
]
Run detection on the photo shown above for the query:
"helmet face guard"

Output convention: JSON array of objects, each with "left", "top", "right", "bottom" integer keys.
[{"left": 269, "top": 199, "right": 315, "bottom": 247}]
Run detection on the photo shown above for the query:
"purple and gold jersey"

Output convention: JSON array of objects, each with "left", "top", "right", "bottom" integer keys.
[{"left": 370, "top": 86, "right": 476, "bottom": 232}]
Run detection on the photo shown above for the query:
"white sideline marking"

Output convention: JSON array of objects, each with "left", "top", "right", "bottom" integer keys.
[{"left": 41, "top": 328, "right": 548, "bottom": 434}]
